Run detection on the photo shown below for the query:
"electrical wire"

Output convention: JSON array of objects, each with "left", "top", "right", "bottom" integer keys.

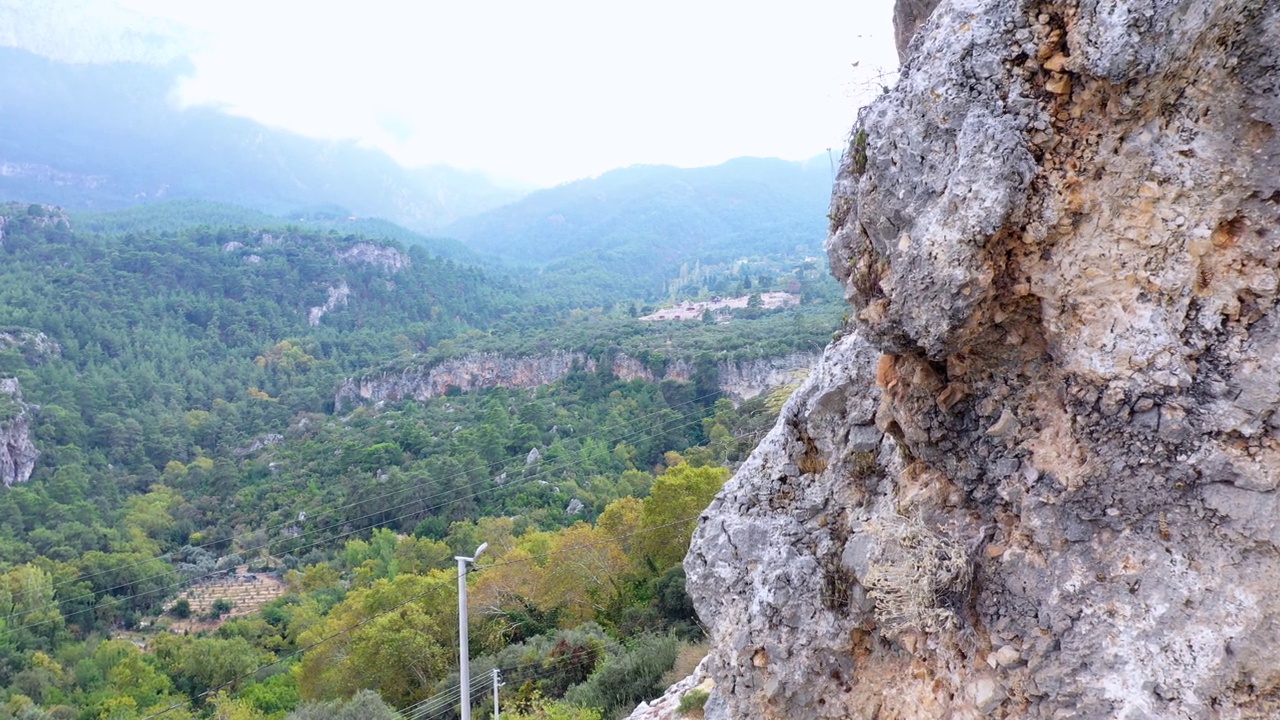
[
  {"left": 400, "top": 687, "right": 461, "bottom": 720},
  {"left": 2, "top": 403, "right": 736, "bottom": 638},
  {"left": 2, "top": 410, "right": 727, "bottom": 639},
  {"left": 401, "top": 520, "right": 713, "bottom": 720},
  {"left": 138, "top": 512, "right": 706, "bottom": 719},
  {"left": 411, "top": 641, "right": 641, "bottom": 720},
  {"left": 22, "top": 386, "right": 723, "bottom": 605}
]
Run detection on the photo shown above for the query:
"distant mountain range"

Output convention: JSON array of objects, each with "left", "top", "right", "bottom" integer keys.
[
  {"left": 0, "top": 44, "right": 836, "bottom": 298},
  {"left": 446, "top": 156, "right": 834, "bottom": 266},
  {"left": 440, "top": 156, "right": 835, "bottom": 302},
  {"left": 0, "top": 47, "right": 522, "bottom": 230}
]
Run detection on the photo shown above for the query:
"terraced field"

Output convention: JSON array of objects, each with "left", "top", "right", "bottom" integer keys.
[{"left": 166, "top": 567, "right": 287, "bottom": 634}]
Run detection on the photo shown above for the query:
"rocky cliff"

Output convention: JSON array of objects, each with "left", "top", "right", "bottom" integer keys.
[
  {"left": 335, "top": 242, "right": 411, "bottom": 272},
  {"left": 0, "top": 328, "right": 61, "bottom": 364},
  {"left": 334, "top": 352, "right": 820, "bottom": 411},
  {"left": 307, "top": 280, "right": 351, "bottom": 326},
  {"left": 0, "top": 378, "right": 39, "bottom": 487},
  {"left": 660, "top": 0, "right": 1280, "bottom": 718},
  {"left": 0, "top": 203, "right": 71, "bottom": 244}
]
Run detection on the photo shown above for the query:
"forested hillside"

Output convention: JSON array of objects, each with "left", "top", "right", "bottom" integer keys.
[
  {"left": 0, "top": 202, "right": 838, "bottom": 719},
  {"left": 445, "top": 157, "right": 834, "bottom": 302},
  {"left": 70, "top": 200, "right": 484, "bottom": 264},
  {"left": 0, "top": 41, "right": 836, "bottom": 309}
]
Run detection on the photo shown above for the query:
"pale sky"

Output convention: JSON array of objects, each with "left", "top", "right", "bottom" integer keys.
[{"left": 12, "top": 0, "right": 901, "bottom": 187}]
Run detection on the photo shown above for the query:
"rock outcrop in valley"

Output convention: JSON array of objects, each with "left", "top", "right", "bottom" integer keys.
[
  {"left": 0, "top": 378, "right": 39, "bottom": 487},
  {"left": 335, "top": 352, "right": 820, "bottom": 411}
]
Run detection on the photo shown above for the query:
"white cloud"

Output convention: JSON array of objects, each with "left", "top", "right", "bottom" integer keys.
[{"left": 82, "top": 0, "right": 900, "bottom": 185}]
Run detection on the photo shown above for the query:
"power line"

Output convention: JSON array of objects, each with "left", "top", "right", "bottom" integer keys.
[
  {"left": 22, "top": 386, "right": 722, "bottom": 608},
  {"left": 410, "top": 640, "right": 643, "bottom": 720},
  {"left": 477, "top": 516, "right": 703, "bottom": 572},
  {"left": 3, "top": 411, "right": 728, "bottom": 640},
  {"left": 138, "top": 512, "right": 706, "bottom": 719},
  {"left": 400, "top": 677, "right": 488, "bottom": 720},
  {"left": 2, "top": 403, "right": 732, "bottom": 638},
  {"left": 398, "top": 519, "right": 711, "bottom": 719},
  {"left": 400, "top": 686, "right": 462, "bottom": 720},
  {"left": 139, "top": 573, "right": 460, "bottom": 720},
  {"left": 401, "top": 669, "right": 501, "bottom": 720}
]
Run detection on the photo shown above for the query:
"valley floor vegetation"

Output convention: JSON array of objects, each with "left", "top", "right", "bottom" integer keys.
[{"left": 0, "top": 204, "right": 839, "bottom": 719}]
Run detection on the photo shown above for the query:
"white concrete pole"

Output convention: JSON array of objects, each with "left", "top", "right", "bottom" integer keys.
[
  {"left": 456, "top": 556, "right": 470, "bottom": 720},
  {"left": 456, "top": 543, "right": 487, "bottom": 720},
  {"left": 492, "top": 667, "right": 501, "bottom": 720}
]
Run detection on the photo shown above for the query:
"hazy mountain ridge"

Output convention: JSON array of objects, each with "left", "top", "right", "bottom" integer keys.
[
  {"left": 0, "top": 0, "right": 193, "bottom": 65},
  {"left": 447, "top": 156, "right": 834, "bottom": 267},
  {"left": 69, "top": 199, "right": 486, "bottom": 264},
  {"left": 0, "top": 48, "right": 521, "bottom": 230}
]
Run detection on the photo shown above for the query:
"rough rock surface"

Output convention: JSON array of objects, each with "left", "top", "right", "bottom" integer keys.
[
  {"left": 335, "top": 242, "right": 411, "bottom": 272},
  {"left": 0, "top": 378, "right": 39, "bottom": 487},
  {"left": 0, "top": 204, "right": 71, "bottom": 244},
  {"left": 334, "top": 352, "right": 820, "bottom": 411},
  {"left": 892, "top": 0, "right": 943, "bottom": 63},
  {"left": 0, "top": 328, "right": 61, "bottom": 364},
  {"left": 717, "top": 355, "right": 818, "bottom": 402},
  {"left": 307, "top": 280, "right": 351, "bottom": 326},
  {"left": 628, "top": 658, "right": 714, "bottom": 720},
  {"left": 658, "top": 0, "right": 1280, "bottom": 718}
]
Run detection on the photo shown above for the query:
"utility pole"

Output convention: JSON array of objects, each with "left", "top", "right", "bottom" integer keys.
[
  {"left": 456, "top": 542, "right": 487, "bottom": 720},
  {"left": 492, "top": 667, "right": 503, "bottom": 720}
]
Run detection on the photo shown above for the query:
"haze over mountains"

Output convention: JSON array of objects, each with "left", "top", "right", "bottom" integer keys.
[
  {"left": 448, "top": 156, "right": 833, "bottom": 265},
  {"left": 0, "top": 48, "right": 523, "bottom": 230},
  {"left": 0, "top": 43, "right": 836, "bottom": 304}
]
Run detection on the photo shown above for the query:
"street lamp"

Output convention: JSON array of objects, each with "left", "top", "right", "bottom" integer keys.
[{"left": 456, "top": 542, "right": 487, "bottom": 720}]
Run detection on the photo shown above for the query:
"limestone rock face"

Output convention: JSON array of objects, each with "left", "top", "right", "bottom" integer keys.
[
  {"left": 307, "top": 280, "right": 351, "bottom": 326},
  {"left": 335, "top": 242, "right": 411, "bottom": 272},
  {"left": 676, "top": 0, "right": 1280, "bottom": 718},
  {"left": 0, "top": 203, "right": 71, "bottom": 245},
  {"left": 892, "top": 0, "right": 942, "bottom": 63},
  {"left": 0, "top": 378, "right": 39, "bottom": 487},
  {"left": 716, "top": 354, "right": 819, "bottom": 401},
  {"left": 335, "top": 352, "right": 605, "bottom": 410},
  {"left": 334, "top": 352, "right": 820, "bottom": 411},
  {"left": 0, "top": 329, "right": 61, "bottom": 364}
]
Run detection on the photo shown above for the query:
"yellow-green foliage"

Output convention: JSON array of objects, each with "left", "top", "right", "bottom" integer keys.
[
  {"left": 506, "top": 696, "right": 604, "bottom": 720},
  {"left": 764, "top": 382, "right": 802, "bottom": 415},
  {"left": 850, "top": 127, "right": 869, "bottom": 176},
  {"left": 637, "top": 462, "right": 730, "bottom": 570},
  {"left": 293, "top": 570, "right": 456, "bottom": 706}
]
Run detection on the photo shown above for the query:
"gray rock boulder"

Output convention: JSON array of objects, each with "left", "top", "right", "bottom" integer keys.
[
  {"left": 653, "top": 0, "right": 1280, "bottom": 717},
  {"left": 0, "top": 378, "right": 39, "bottom": 487}
]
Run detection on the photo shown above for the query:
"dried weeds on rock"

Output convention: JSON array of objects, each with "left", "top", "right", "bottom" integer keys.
[{"left": 863, "top": 515, "right": 970, "bottom": 636}]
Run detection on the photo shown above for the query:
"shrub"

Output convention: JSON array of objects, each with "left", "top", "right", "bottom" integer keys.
[
  {"left": 660, "top": 642, "right": 707, "bottom": 688},
  {"left": 285, "top": 689, "right": 399, "bottom": 720},
  {"left": 507, "top": 696, "right": 604, "bottom": 720},
  {"left": 676, "top": 689, "right": 709, "bottom": 716},
  {"left": 564, "top": 634, "right": 680, "bottom": 718},
  {"left": 208, "top": 598, "right": 235, "bottom": 618}
]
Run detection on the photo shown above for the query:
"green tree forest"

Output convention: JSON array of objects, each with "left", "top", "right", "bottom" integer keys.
[{"left": 0, "top": 202, "right": 839, "bottom": 719}]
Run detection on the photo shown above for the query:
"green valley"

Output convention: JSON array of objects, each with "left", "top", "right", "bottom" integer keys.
[{"left": 0, "top": 196, "right": 837, "bottom": 720}]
